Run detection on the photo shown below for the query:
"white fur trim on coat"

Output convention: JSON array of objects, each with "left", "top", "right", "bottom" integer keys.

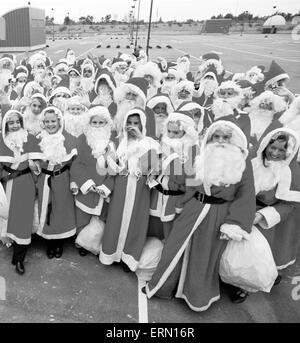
[
  {"left": 220, "top": 223, "right": 250, "bottom": 241},
  {"left": 80, "top": 179, "right": 95, "bottom": 195},
  {"left": 257, "top": 206, "right": 281, "bottom": 229}
]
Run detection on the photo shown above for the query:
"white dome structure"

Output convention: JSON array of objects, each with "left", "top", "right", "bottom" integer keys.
[{"left": 263, "top": 15, "right": 286, "bottom": 27}]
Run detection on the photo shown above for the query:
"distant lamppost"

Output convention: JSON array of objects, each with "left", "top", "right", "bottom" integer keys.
[
  {"left": 67, "top": 12, "right": 70, "bottom": 39},
  {"left": 131, "top": 3, "right": 136, "bottom": 44},
  {"left": 146, "top": 0, "right": 154, "bottom": 57},
  {"left": 51, "top": 8, "right": 55, "bottom": 41},
  {"left": 134, "top": 0, "right": 141, "bottom": 53}
]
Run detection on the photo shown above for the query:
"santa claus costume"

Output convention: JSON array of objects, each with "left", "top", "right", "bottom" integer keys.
[
  {"left": 149, "top": 112, "right": 199, "bottom": 239},
  {"left": 252, "top": 128, "right": 300, "bottom": 271},
  {"left": 64, "top": 96, "right": 89, "bottom": 138},
  {"left": 145, "top": 120, "right": 256, "bottom": 312},
  {"left": 70, "top": 106, "right": 116, "bottom": 234},
  {"left": 0, "top": 110, "right": 41, "bottom": 274},
  {"left": 35, "top": 106, "right": 77, "bottom": 258},
  {"left": 99, "top": 107, "right": 160, "bottom": 271}
]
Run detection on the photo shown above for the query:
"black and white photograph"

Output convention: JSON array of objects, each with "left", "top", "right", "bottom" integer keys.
[{"left": 0, "top": 0, "right": 300, "bottom": 326}]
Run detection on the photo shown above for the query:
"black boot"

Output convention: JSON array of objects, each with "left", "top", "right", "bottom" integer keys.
[
  {"left": 79, "top": 247, "right": 89, "bottom": 256},
  {"left": 12, "top": 243, "right": 27, "bottom": 275},
  {"left": 15, "top": 261, "right": 25, "bottom": 275},
  {"left": 46, "top": 240, "right": 55, "bottom": 259},
  {"left": 54, "top": 239, "right": 64, "bottom": 258}
]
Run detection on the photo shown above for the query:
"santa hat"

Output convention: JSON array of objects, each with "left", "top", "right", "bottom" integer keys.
[
  {"left": 94, "top": 68, "right": 116, "bottom": 94},
  {"left": 81, "top": 61, "right": 95, "bottom": 77},
  {"left": 165, "top": 111, "right": 198, "bottom": 142},
  {"left": 163, "top": 65, "right": 186, "bottom": 82},
  {"left": 279, "top": 96, "right": 300, "bottom": 126},
  {"left": 68, "top": 64, "right": 81, "bottom": 77},
  {"left": 236, "top": 79, "right": 256, "bottom": 97},
  {"left": 13, "top": 65, "right": 29, "bottom": 81},
  {"left": 249, "top": 90, "right": 287, "bottom": 115},
  {"left": 200, "top": 52, "right": 220, "bottom": 62},
  {"left": 114, "top": 77, "right": 149, "bottom": 105},
  {"left": 28, "top": 53, "right": 46, "bottom": 68},
  {"left": 215, "top": 80, "right": 243, "bottom": 97},
  {"left": 49, "top": 75, "right": 71, "bottom": 103},
  {"left": 122, "top": 107, "right": 147, "bottom": 137},
  {"left": 21, "top": 81, "right": 44, "bottom": 98},
  {"left": 0, "top": 54, "right": 15, "bottom": 72},
  {"left": 2, "top": 109, "right": 23, "bottom": 137},
  {"left": 264, "top": 60, "right": 289, "bottom": 89},
  {"left": 53, "top": 60, "right": 69, "bottom": 75},
  {"left": 65, "top": 48, "right": 75, "bottom": 58},
  {"left": 147, "top": 93, "right": 174, "bottom": 114},
  {"left": 245, "top": 66, "right": 265, "bottom": 83},
  {"left": 172, "top": 80, "right": 194, "bottom": 96},
  {"left": 202, "top": 64, "right": 222, "bottom": 84},
  {"left": 87, "top": 105, "right": 113, "bottom": 128},
  {"left": 133, "top": 62, "right": 162, "bottom": 88},
  {"left": 111, "top": 57, "right": 127, "bottom": 72},
  {"left": 155, "top": 57, "right": 168, "bottom": 72},
  {"left": 40, "top": 106, "right": 64, "bottom": 132},
  {"left": 177, "top": 101, "right": 204, "bottom": 133},
  {"left": 67, "top": 95, "right": 88, "bottom": 112},
  {"left": 198, "top": 52, "right": 224, "bottom": 76}
]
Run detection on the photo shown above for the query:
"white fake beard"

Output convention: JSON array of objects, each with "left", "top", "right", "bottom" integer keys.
[
  {"left": 93, "top": 85, "right": 113, "bottom": 107},
  {"left": 33, "top": 70, "right": 46, "bottom": 84},
  {"left": 114, "top": 99, "right": 142, "bottom": 133},
  {"left": 69, "top": 78, "right": 81, "bottom": 93},
  {"left": 161, "top": 134, "right": 194, "bottom": 162},
  {"left": 212, "top": 96, "right": 241, "bottom": 119},
  {"left": 252, "top": 158, "right": 286, "bottom": 194},
  {"left": 85, "top": 126, "right": 111, "bottom": 162},
  {"left": 0, "top": 70, "right": 12, "bottom": 89},
  {"left": 23, "top": 107, "right": 42, "bottom": 135},
  {"left": 80, "top": 77, "right": 94, "bottom": 92},
  {"left": 195, "top": 142, "right": 245, "bottom": 187},
  {"left": 38, "top": 130, "right": 67, "bottom": 165},
  {"left": 52, "top": 98, "right": 69, "bottom": 113},
  {"left": 161, "top": 80, "right": 177, "bottom": 96},
  {"left": 199, "top": 79, "right": 218, "bottom": 97},
  {"left": 64, "top": 111, "right": 87, "bottom": 137},
  {"left": 249, "top": 109, "right": 274, "bottom": 140},
  {"left": 113, "top": 71, "right": 129, "bottom": 86},
  {"left": 117, "top": 137, "right": 144, "bottom": 175},
  {"left": 5, "top": 129, "right": 28, "bottom": 155},
  {"left": 155, "top": 116, "right": 167, "bottom": 138}
]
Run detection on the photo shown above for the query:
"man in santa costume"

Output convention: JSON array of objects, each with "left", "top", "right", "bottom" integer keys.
[
  {"left": 245, "top": 65, "right": 265, "bottom": 84},
  {"left": 176, "top": 55, "right": 193, "bottom": 82},
  {"left": 147, "top": 93, "right": 174, "bottom": 139},
  {"left": 70, "top": 106, "right": 116, "bottom": 255},
  {"left": 246, "top": 90, "right": 287, "bottom": 147},
  {"left": 9, "top": 66, "right": 29, "bottom": 103},
  {"left": 144, "top": 120, "right": 256, "bottom": 310},
  {"left": 0, "top": 109, "right": 42, "bottom": 275},
  {"left": 80, "top": 60, "right": 96, "bottom": 94},
  {"left": 171, "top": 80, "right": 195, "bottom": 110},
  {"left": 160, "top": 66, "right": 185, "bottom": 97},
  {"left": 149, "top": 111, "right": 199, "bottom": 239},
  {"left": 68, "top": 64, "right": 82, "bottom": 94},
  {"left": 111, "top": 57, "right": 131, "bottom": 87},
  {"left": 133, "top": 61, "right": 162, "bottom": 100},
  {"left": 99, "top": 107, "right": 160, "bottom": 272},
  {"left": 113, "top": 77, "right": 156, "bottom": 140},
  {"left": 53, "top": 59, "right": 69, "bottom": 76},
  {"left": 177, "top": 101, "right": 205, "bottom": 134},
  {"left": 34, "top": 106, "right": 77, "bottom": 259},
  {"left": 63, "top": 96, "right": 89, "bottom": 138},
  {"left": 0, "top": 54, "right": 16, "bottom": 93},
  {"left": 65, "top": 48, "right": 76, "bottom": 66},
  {"left": 196, "top": 52, "right": 225, "bottom": 84}
]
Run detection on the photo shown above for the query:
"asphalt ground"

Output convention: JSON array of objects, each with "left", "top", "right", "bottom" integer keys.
[{"left": 1, "top": 33, "right": 300, "bottom": 323}]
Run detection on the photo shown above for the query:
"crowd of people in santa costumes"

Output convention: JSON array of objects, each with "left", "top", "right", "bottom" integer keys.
[{"left": 0, "top": 46, "right": 300, "bottom": 313}]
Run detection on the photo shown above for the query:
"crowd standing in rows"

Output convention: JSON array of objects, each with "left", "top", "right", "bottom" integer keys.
[{"left": 0, "top": 46, "right": 300, "bottom": 312}]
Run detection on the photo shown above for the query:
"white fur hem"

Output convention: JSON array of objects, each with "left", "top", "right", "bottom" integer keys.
[
  {"left": 258, "top": 206, "right": 281, "bottom": 229},
  {"left": 177, "top": 293, "right": 220, "bottom": 312},
  {"left": 36, "top": 228, "right": 76, "bottom": 239},
  {"left": 6, "top": 233, "right": 31, "bottom": 245},
  {"left": 75, "top": 197, "right": 104, "bottom": 215},
  {"left": 80, "top": 179, "right": 95, "bottom": 195},
  {"left": 277, "top": 259, "right": 296, "bottom": 270}
]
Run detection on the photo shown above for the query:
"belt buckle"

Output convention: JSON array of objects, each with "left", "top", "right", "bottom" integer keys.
[
  {"left": 198, "top": 192, "right": 205, "bottom": 203},
  {"left": 53, "top": 169, "right": 61, "bottom": 177}
]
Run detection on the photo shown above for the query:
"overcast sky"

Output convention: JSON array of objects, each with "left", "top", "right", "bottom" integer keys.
[{"left": 1, "top": 0, "right": 299, "bottom": 23}]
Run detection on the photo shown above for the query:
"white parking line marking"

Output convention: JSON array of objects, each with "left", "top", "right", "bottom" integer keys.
[
  {"left": 54, "top": 50, "right": 64, "bottom": 54},
  {"left": 202, "top": 43, "right": 300, "bottom": 63},
  {"left": 0, "top": 276, "right": 6, "bottom": 300},
  {"left": 138, "top": 278, "right": 148, "bottom": 323}
]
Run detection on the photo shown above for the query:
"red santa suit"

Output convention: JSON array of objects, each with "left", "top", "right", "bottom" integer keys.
[
  {"left": 0, "top": 110, "right": 41, "bottom": 245},
  {"left": 35, "top": 106, "right": 77, "bottom": 240},
  {"left": 149, "top": 112, "right": 199, "bottom": 238},
  {"left": 145, "top": 120, "right": 256, "bottom": 312},
  {"left": 70, "top": 106, "right": 117, "bottom": 231},
  {"left": 252, "top": 128, "right": 300, "bottom": 270},
  {"left": 99, "top": 107, "right": 160, "bottom": 271}
]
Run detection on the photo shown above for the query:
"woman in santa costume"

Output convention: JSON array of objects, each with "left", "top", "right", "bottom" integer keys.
[
  {"left": 252, "top": 128, "right": 300, "bottom": 276},
  {"left": 144, "top": 120, "right": 256, "bottom": 311},
  {"left": 99, "top": 107, "right": 160, "bottom": 272},
  {"left": 70, "top": 106, "right": 116, "bottom": 256},
  {"left": 0, "top": 109, "right": 41, "bottom": 275},
  {"left": 35, "top": 106, "right": 77, "bottom": 259},
  {"left": 149, "top": 112, "right": 199, "bottom": 239}
]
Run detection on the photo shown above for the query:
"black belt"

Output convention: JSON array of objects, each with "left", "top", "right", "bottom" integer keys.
[
  {"left": 194, "top": 191, "right": 226, "bottom": 204},
  {"left": 256, "top": 198, "right": 267, "bottom": 207},
  {"left": 154, "top": 183, "right": 185, "bottom": 196},
  {"left": 0, "top": 165, "right": 31, "bottom": 183},
  {"left": 41, "top": 163, "right": 71, "bottom": 225}
]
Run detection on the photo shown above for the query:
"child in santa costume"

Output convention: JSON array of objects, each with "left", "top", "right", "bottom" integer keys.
[
  {"left": 64, "top": 96, "right": 89, "bottom": 138},
  {"left": 171, "top": 80, "right": 194, "bottom": 110},
  {"left": 35, "top": 106, "right": 77, "bottom": 259},
  {"left": 0, "top": 109, "right": 42, "bottom": 275},
  {"left": 145, "top": 120, "right": 256, "bottom": 311},
  {"left": 99, "top": 107, "right": 160, "bottom": 272},
  {"left": 149, "top": 112, "right": 199, "bottom": 239},
  {"left": 252, "top": 128, "right": 300, "bottom": 275},
  {"left": 70, "top": 106, "right": 116, "bottom": 256}
]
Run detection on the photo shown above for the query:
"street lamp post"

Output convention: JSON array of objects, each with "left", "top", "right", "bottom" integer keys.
[
  {"left": 131, "top": 3, "right": 136, "bottom": 44},
  {"left": 146, "top": 0, "right": 154, "bottom": 58},
  {"left": 51, "top": 8, "right": 55, "bottom": 41},
  {"left": 67, "top": 12, "right": 70, "bottom": 39},
  {"left": 134, "top": 0, "right": 141, "bottom": 53}
]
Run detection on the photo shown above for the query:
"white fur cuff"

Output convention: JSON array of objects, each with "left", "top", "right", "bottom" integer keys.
[
  {"left": 97, "top": 185, "right": 111, "bottom": 198},
  {"left": 257, "top": 206, "right": 281, "bottom": 229},
  {"left": 80, "top": 179, "right": 95, "bottom": 195},
  {"left": 220, "top": 223, "right": 250, "bottom": 241}
]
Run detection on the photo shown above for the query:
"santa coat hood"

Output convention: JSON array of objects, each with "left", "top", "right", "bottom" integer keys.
[
  {"left": 147, "top": 93, "right": 174, "bottom": 115},
  {"left": 177, "top": 101, "right": 205, "bottom": 133},
  {"left": 133, "top": 62, "right": 162, "bottom": 89},
  {"left": 252, "top": 127, "right": 300, "bottom": 202},
  {"left": 94, "top": 69, "right": 116, "bottom": 94},
  {"left": 279, "top": 95, "right": 300, "bottom": 126}
]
